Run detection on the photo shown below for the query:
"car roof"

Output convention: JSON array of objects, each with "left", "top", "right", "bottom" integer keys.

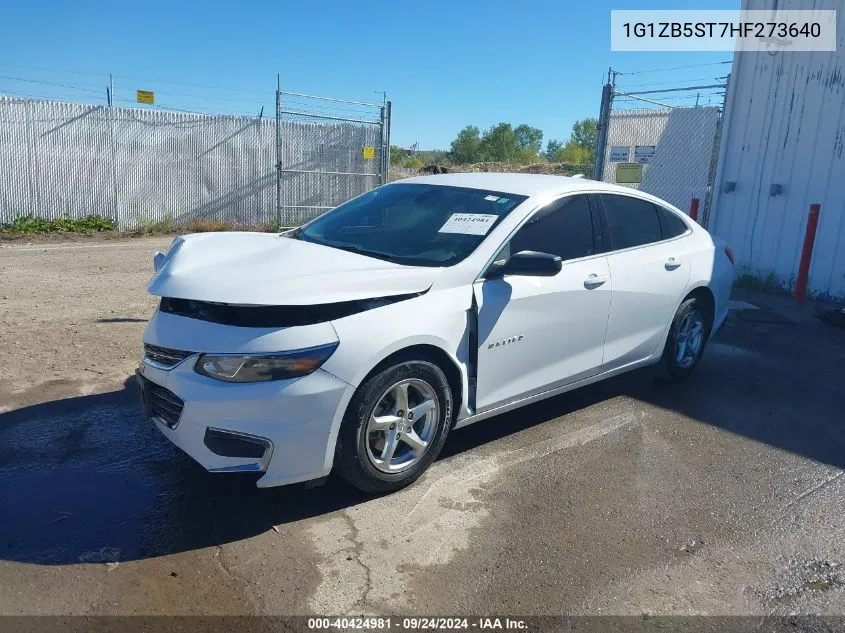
[{"left": 395, "top": 172, "right": 638, "bottom": 199}]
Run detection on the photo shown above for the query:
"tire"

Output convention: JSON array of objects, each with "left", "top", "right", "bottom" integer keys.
[
  {"left": 334, "top": 359, "right": 453, "bottom": 494},
  {"left": 657, "top": 297, "right": 711, "bottom": 382}
]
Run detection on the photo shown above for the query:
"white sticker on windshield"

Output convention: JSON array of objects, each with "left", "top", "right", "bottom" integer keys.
[
  {"left": 484, "top": 195, "right": 499, "bottom": 201},
  {"left": 438, "top": 213, "right": 498, "bottom": 235}
]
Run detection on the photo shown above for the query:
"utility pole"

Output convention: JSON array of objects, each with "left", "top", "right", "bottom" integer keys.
[{"left": 593, "top": 67, "right": 615, "bottom": 181}]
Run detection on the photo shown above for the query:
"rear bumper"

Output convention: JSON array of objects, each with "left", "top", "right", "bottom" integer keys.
[
  {"left": 136, "top": 358, "right": 355, "bottom": 487},
  {"left": 712, "top": 305, "right": 729, "bottom": 337}
]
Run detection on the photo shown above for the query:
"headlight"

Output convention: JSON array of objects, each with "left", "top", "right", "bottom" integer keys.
[{"left": 195, "top": 342, "right": 338, "bottom": 383}]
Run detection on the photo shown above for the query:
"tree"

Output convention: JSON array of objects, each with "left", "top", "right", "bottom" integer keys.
[
  {"left": 555, "top": 141, "right": 592, "bottom": 164},
  {"left": 514, "top": 124, "right": 543, "bottom": 154},
  {"left": 571, "top": 118, "right": 598, "bottom": 150},
  {"left": 450, "top": 125, "right": 482, "bottom": 164},
  {"left": 544, "top": 139, "right": 564, "bottom": 161},
  {"left": 479, "top": 123, "right": 519, "bottom": 162},
  {"left": 390, "top": 145, "right": 409, "bottom": 167},
  {"left": 446, "top": 118, "right": 596, "bottom": 166},
  {"left": 551, "top": 118, "right": 599, "bottom": 166}
]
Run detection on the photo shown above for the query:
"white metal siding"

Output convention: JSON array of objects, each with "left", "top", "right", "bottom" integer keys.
[{"left": 711, "top": 0, "right": 845, "bottom": 299}]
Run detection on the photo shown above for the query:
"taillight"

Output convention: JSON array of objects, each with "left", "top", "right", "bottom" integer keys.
[{"left": 724, "top": 246, "right": 735, "bottom": 265}]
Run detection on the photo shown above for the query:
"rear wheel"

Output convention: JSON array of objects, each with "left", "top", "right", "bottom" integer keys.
[
  {"left": 658, "top": 297, "right": 710, "bottom": 382},
  {"left": 335, "top": 360, "right": 453, "bottom": 494}
]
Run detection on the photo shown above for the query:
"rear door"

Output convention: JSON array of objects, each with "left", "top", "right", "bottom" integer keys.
[
  {"left": 473, "top": 194, "right": 612, "bottom": 412},
  {"left": 595, "top": 193, "right": 691, "bottom": 369}
]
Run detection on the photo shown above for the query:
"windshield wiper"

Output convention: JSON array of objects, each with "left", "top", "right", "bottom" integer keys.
[
  {"left": 328, "top": 243, "right": 398, "bottom": 262},
  {"left": 286, "top": 234, "right": 437, "bottom": 266}
]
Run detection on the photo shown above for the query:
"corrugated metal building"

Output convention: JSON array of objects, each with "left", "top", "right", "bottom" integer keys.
[{"left": 710, "top": 0, "right": 845, "bottom": 300}]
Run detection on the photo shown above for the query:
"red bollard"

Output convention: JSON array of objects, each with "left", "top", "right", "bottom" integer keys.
[
  {"left": 795, "top": 203, "right": 821, "bottom": 306},
  {"left": 689, "top": 198, "right": 700, "bottom": 223}
]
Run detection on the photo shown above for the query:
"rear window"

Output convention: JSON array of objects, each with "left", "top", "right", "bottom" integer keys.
[
  {"left": 657, "top": 205, "right": 690, "bottom": 239},
  {"left": 598, "top": 194, "right": 662, "bottom": 250}
]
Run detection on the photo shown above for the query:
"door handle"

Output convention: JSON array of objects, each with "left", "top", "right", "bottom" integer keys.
[
  {"left": 584, "top": 274, "right": 607, "bottom": 289},
  {"left": 664, "top": 257, "right": 682, "bottom": 271}
]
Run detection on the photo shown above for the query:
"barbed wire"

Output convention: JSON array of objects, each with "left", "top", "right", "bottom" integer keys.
[
  {"left": 0, "top": 74, "right": 104, "bottom": 95},
  {"left": 0, "top": 64, "right": 382, "bottom": 119}
]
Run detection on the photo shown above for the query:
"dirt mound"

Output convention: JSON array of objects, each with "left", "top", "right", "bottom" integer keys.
[{"left": 390, "top": 162, "right": 591, "bottom": 182}]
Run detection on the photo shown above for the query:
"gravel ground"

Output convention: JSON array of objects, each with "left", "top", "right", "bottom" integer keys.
[
  {"left": 1, "top": 238, "right": 844, "bottom": 621},
  {"left": 0, "top": 237, "right": 169, "bottom": 409}
]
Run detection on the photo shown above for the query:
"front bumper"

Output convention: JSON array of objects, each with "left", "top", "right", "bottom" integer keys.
[{"left": 136, "top": 355, "right": 354, "bottom": 488}]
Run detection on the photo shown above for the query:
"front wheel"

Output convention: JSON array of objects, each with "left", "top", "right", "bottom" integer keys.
[
  {"left": 334, "top": 360, "right": 453, "bottom": 494},
  {"left": 658, "top": 297, "right": 710, "bottom": 382}
]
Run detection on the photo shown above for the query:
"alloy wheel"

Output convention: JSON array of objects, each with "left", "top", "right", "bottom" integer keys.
[
  {"left": 675, "top": 309, "right": 705, "bottom": 369},
  {"left": 364, "top": 378, "right": 440, "bottom": 473}
]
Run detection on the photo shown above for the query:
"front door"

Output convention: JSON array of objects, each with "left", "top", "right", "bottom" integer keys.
[{"left": 473, "top": 194, "right": 612, "bottom": 412}]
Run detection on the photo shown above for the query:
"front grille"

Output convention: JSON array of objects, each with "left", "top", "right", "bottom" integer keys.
[
  {"left": 147, "top": 382, "right": 185, "bottom": 429},
  {"left": 144, "top": 343, "right": 193, "bottom": 369}
]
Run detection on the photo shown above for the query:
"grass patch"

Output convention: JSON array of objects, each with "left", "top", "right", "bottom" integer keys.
[
  {"left": 132, "top": 216, "right": 282, "bottom": 235},
  {"left": 0, "top": 213, "right": 286, "bottom": 240},
  {"left": 733, "top": 271, "right": 792, "bottom": 295},
  {"left": 1, "top": 215, "right": 116, "bottom": 234},
  {"left": 133, "top": 213, "right": 177, "bottom": 235}
]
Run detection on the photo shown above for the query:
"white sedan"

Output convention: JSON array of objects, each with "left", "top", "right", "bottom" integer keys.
[{"left": 138, "top": 173, "right": 734, "bottom": 493}]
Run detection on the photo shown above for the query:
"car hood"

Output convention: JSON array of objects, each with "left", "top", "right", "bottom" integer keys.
[{"left": 147, "top": 232, "right": 436, "bottom": 305}]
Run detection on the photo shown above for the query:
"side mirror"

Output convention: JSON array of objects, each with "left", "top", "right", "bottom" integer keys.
[
  {"left": 487, "top": 250, "right": 562, "bottom": 278},
  {"left": 153, "top": 251, "right": 167, "bottom": 272}
]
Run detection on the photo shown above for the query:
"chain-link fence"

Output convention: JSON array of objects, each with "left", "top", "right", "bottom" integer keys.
[
  {"left": 594, "top": 71, "right": 728, "bottom": 225},
  {"left": 276, "top": 91, "right": 389, "bottom": 226},
  {"left": 0, "top": 97, "right": 278, "bottom": 229},
  {"left": 0, "top": 88, "right": 391, "bottom": 230}
]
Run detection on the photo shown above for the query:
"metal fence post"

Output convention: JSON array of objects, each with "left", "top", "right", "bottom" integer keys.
[
  {"left": 380, "top": 106, "right": 386, "bottom": 185},
  {"left": 107, "top": 73, "right": 120, "bottom": 228},
  {"left": 593, "top": 71, "right": 614, "bottom": 181},
  {"left": 384, "top": 100, "right": 392, "bottom": 185},
  {"left": 703, "top": 72, "right": 731, "bottom": 230},
  {"left": 275, "top": 75, "right": 282, "bottom": 228}
]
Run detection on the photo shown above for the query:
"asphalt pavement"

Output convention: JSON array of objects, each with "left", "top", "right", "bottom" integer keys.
[{"left": 1, "top": 241, "right": 843, "bottom": 617}]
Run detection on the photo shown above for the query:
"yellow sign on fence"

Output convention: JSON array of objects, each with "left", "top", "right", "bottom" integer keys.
[
  {"left": 362, "top": 146, "right": 375, "bottom": 160},
  {"left": 616, "top": 162, "right": 643, "bottom": 184},
  {"left": 136, "top": 90, "right": 155, "bottom": 105}
]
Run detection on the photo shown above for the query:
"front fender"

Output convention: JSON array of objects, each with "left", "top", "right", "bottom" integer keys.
[{"left": 318, "top": 286, "right": 473, "bottom": 470}]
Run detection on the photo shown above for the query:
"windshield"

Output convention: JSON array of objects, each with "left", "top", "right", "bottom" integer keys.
[{"left": 290, "top": 183, "right": 526, "bottom": 267}]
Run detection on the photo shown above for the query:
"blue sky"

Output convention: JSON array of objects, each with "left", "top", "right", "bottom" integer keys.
[{"left": 0, "top": 0, "right": 737, "bottom": 150}]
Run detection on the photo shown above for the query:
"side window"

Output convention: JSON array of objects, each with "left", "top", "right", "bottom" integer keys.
[
  {"left": 599, "top": 194, "right": 662, "bottom": 250},
  {"left": 656, "top": 205, "right": 690, "bottom": 239},
  {"left": 507, "top": 195, "right": 596, "bottom": 261}
]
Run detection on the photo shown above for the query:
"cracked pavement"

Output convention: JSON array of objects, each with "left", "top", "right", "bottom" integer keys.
[{"left": 1, "top": 238, "right": 844, "bottom": 616}]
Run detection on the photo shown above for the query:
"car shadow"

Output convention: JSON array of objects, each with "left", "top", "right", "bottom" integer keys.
[{"left": 1, "top": 310, "right": 843, "bottom": 566}]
